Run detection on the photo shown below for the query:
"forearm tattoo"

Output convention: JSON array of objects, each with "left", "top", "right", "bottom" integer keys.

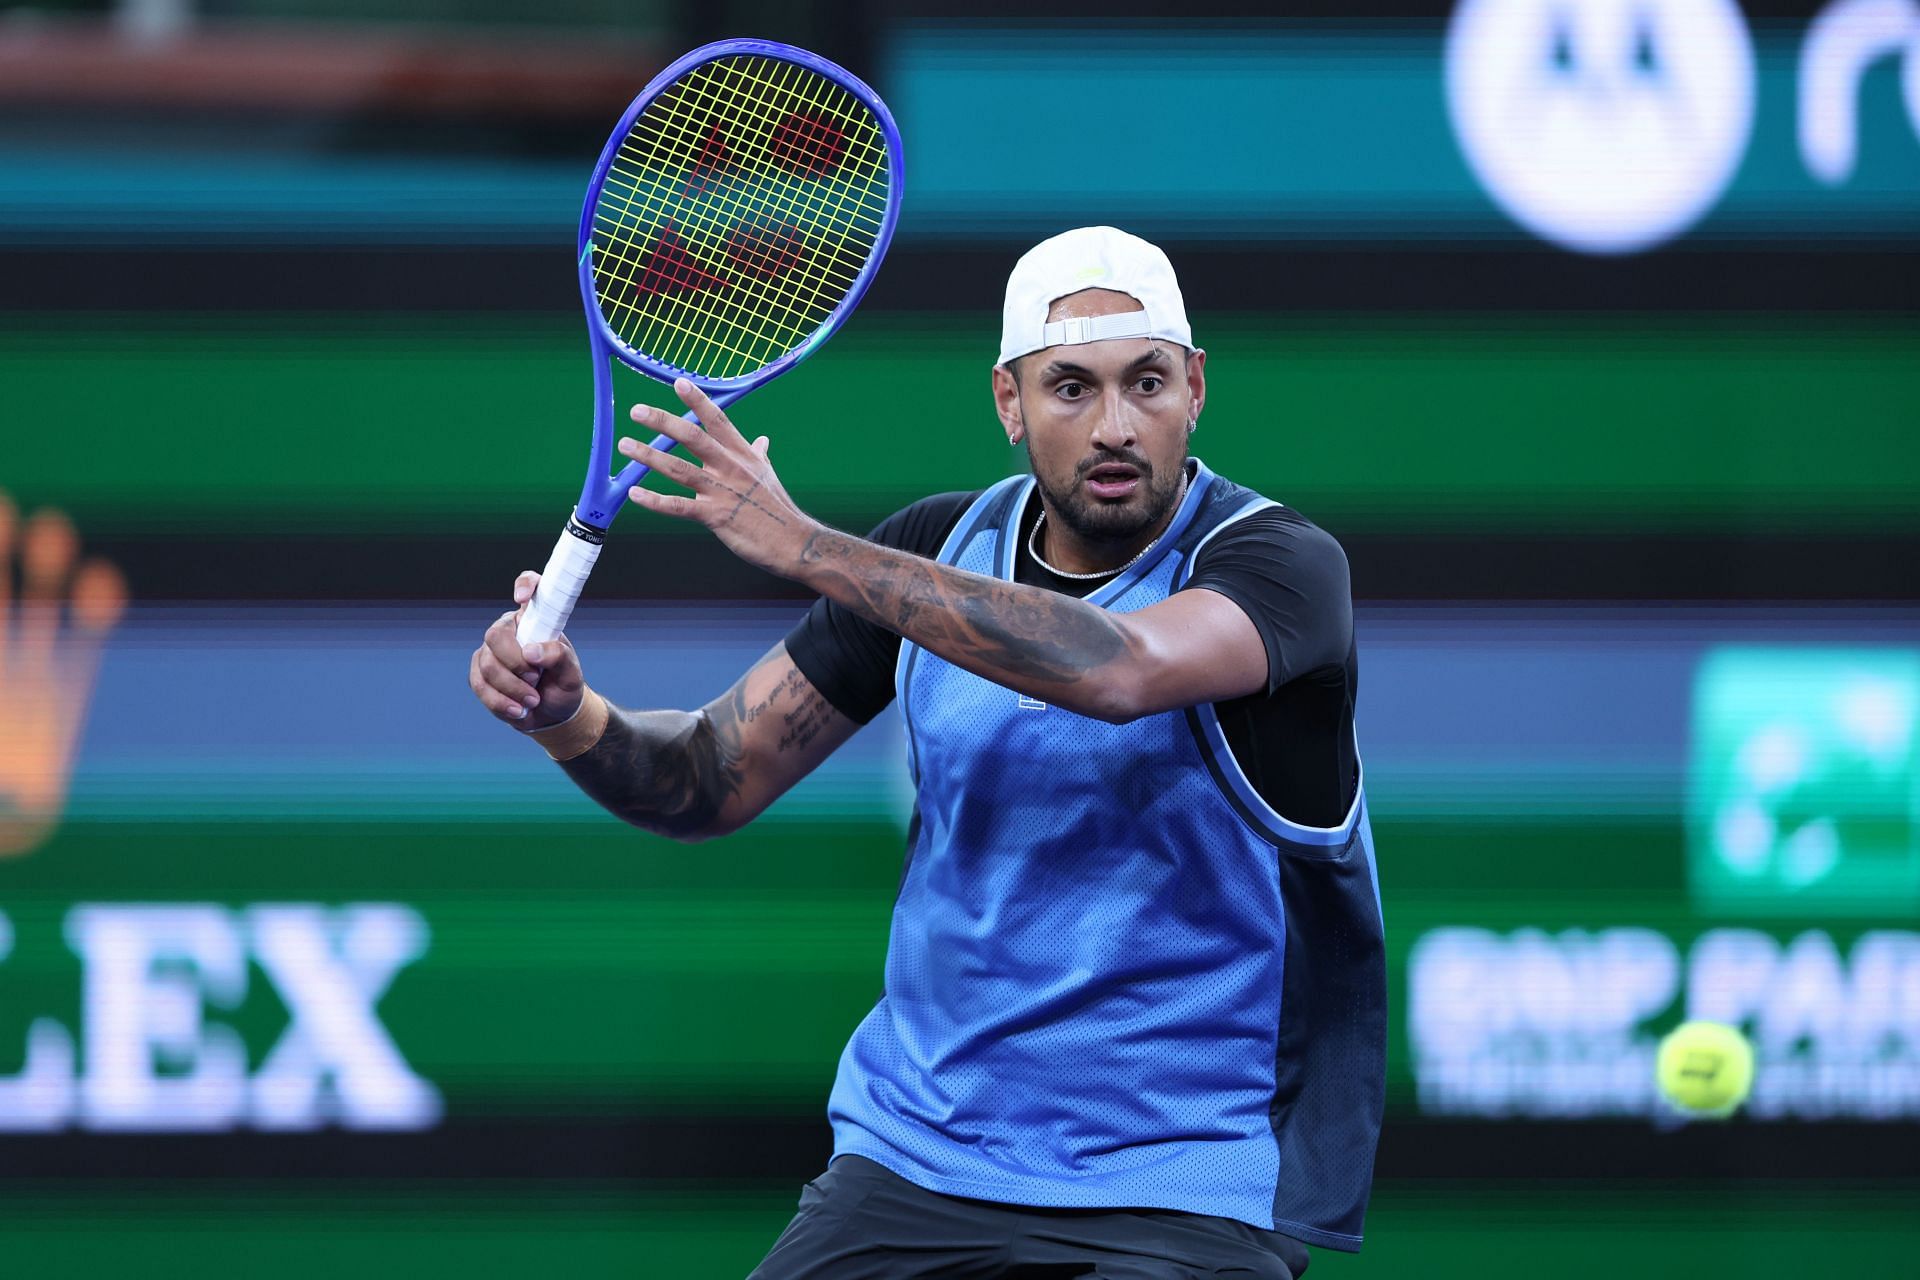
[
  {"left": 557, "top": 646, "right": 831, "bottom": 839},
  {"left": 796, "top": 526, "right": 1129, "bottom": 693},
  {"left": 557, "top": 704, "right": 739, "bottom": 839}
]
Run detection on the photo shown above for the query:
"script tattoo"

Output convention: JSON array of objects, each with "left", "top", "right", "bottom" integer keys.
[
  {"left": 796, "top": 527, "right": 1129, "bottom": 691},
  {"left": 559, "top": 645, "right": 832, "bottom": 839}
]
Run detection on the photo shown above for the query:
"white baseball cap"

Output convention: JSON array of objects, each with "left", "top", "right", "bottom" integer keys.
[{"left": 996, "top": 226, "right": 1193, "bottom": 367}]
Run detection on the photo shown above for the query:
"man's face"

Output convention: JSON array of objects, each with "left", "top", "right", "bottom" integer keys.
[{"left": 993, "top": 289, "right": 1207, "bottom": 546}]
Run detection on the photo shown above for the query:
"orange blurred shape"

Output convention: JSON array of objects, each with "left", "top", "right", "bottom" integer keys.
[
  {"left": 0, "top": 491, "right": 129, "bottom": 859},
  {"left": 71, "top": 560, "right": 129, "bottom": 632},
  {"left": 22, "top": 508, "right": 77, "bottom": 587}
]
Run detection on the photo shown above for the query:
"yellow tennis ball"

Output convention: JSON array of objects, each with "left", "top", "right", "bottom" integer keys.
[{"left": 1656, "top": 1020, "right": 1755, "bottom": 1117}]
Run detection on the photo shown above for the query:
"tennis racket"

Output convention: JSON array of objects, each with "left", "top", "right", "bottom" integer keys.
[{"left": 516, "top": 39, "right": 904, "bottom": 646}]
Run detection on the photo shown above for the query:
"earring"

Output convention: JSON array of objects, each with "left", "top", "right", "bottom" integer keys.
[{"left": 1187, "top": 418, "right": 1197, "bottom": 434}]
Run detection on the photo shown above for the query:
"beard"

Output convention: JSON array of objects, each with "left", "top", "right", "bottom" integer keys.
[{"left": 1031, "top": 445, "right": 1189, "bottom": 546}]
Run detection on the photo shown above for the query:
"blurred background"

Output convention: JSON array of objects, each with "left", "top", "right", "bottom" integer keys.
[{"left": 2, "top": 0, "right": 1916, "bottom": 1275}]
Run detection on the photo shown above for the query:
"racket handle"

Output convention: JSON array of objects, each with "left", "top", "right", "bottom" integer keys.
[{"left": 517, "top": 518, "right": 605, "bottom": 647}]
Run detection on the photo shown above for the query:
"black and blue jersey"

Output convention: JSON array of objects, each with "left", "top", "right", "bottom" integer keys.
[{"left": 786, "top": 461, "right": 1385, "bottom": 1250}]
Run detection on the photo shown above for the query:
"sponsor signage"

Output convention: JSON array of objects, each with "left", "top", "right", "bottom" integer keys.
[
  {"left": 0, "top": 904, "right": 439, "bottom": 1132},
  {"left": 1410, "top": 925, "right": 1920, "bottom": 1119},
  {"left": 885, "top": 7, "right": 1920, "bottom": 245},
  {"left": 1687, "top": 647, "right": 1920, "bottom": 914},
  {"left": 1446, "top": 0, "right": 1758, "bottom": 253}
]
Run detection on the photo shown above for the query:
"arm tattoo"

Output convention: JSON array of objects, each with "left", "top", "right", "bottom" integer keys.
[
  {"left": 557, "top": 703, "right": 741, "bottom": 840},
  {"left": 796, "top": 526, "right": 1130, "bottom": 694},
  {"left": 557, "top": 647, "right": 833, "bottom": 839}
]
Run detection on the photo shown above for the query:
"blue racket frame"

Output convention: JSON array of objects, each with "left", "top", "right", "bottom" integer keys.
[{"left": 570, "top": 38, "right": 905, "bottom": 529}]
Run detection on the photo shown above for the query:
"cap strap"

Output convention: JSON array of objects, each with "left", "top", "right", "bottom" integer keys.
[{"left": 1038, "top": 310, "right": 1152, "bottom": 349}]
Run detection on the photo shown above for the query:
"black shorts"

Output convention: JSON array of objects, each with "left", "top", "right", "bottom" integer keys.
[{"left": 746, "top": 1155, "right": 1311, "bottom": 1280}]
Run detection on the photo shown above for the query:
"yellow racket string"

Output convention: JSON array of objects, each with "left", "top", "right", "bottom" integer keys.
[
  {"left": 635, "top": 63, "right": 881, "bottom": 365},
  {"left": 601, "top": 82, "right": 876, "bottom": 373},
  {"left": 614, "top": 60, "right": 878, "bottom": 369},
  {"left": 590, "top": 54, "right": 892, "bottom": 382}
]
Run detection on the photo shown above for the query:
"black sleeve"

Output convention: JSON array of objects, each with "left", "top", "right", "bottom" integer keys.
[
  {"left": 1182, "top": 507, "right": 1353, "bottom": 695},
  {"left": 781, "top": 491, "right": 980, "bottom": 724}
]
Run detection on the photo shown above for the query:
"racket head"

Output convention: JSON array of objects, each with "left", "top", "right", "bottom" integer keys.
[
  {"left": 569, "top": 39, "right": 903, "bottom": 527},
  {"left": 584, "top": 39, "right": 903, "bottom": 387}
]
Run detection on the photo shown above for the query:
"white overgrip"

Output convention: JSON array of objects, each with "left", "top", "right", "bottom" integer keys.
[{"left": 516, "top": 524, "right": 603, "bottom": 646}]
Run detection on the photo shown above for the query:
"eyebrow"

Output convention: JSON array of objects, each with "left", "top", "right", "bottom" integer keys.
[{"left": 1038, "top": 349, "right": 1175, "bottom": 382}]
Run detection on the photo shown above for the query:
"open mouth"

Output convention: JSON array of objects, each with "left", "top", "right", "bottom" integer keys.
[{"left": 1083, "top": 463, "right": 1143, "bottom": 501}]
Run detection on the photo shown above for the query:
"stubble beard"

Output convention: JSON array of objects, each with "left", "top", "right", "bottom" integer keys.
[{"left": 1030, "top": 446, "right": 1189, "bottom": 548}]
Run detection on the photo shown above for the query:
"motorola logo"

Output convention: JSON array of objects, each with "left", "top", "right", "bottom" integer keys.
[{"left": 1446, "top": 0, "right": 1758, "bottom": 254}]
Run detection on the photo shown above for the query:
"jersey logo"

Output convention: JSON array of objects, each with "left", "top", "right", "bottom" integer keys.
[{"left": 1016, "top": 694, "right": 1048, "bottom": 711}]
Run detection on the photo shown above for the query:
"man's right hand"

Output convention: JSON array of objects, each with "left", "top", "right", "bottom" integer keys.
[{"left": 469, "top": 571, "right": 587, "bottom": 731}]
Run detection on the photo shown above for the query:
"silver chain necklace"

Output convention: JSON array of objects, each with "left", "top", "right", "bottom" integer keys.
[{"left": 1026, "top": 473, "right": 1188, "bottom": 581}]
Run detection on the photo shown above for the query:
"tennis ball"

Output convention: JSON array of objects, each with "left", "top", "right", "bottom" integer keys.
[{"left": 1655, "top": 1020, "right": 1755, "bottom": 1117}]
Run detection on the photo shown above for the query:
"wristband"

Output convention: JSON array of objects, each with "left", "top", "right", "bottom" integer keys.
[{"left": 527, "top": 687, "right": 610, "bottom": 762}]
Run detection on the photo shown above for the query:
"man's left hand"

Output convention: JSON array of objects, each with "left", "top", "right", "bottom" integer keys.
[{"left": 619, "top": 379, "right": 816, "bottom": 578}]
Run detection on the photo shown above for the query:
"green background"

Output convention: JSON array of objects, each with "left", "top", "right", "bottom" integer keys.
[
  {"left": 8, "top": 809, "right": 1919, "bottom": 1274},
  {"left": 4, "top": 1184, "right": 1913, "bottom": 1279},
  {"left": 5, "top": 313, "right": 1915, "bottom": 534}
]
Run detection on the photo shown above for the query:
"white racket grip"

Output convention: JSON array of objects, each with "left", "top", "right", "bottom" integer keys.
[{"left": 517, "top": 523, "right": 604, "bottom": 647}]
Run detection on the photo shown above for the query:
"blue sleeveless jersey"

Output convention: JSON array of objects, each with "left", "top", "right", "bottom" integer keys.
[{"left": 826, "top": 462, "right": 1386, "bottom": 1249}]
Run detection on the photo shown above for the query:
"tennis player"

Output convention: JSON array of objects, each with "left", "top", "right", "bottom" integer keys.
[{"left": 469, "top": 226, "right": 1384, "bottom": 1279}]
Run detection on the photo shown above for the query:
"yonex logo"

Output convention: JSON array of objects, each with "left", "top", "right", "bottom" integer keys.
[
  {"left": 632, "top": 227, "right": 732, "bottom": 296},
  {"left": 768, "top": 111, "right": 849, "bottom": 177},
  {"left": 624, "top": 105, "right": 858, "bottom": 302}
]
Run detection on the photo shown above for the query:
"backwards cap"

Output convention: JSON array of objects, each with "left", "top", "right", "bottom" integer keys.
[{"left": 996, "top": 226, "right": 1193, "bottom": 367}]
